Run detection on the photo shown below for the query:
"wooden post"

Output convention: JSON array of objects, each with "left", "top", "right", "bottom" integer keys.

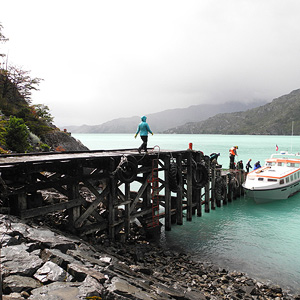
[
  {"left": 222, "top": 175, "right": 228, "bottom": 205},
  {"left": 240, "top": 170, "right": 245, "bottom": 196},
  {"left": 205, "top": 159, "right": 210, "bottom": 213},
  {"left": 124, "top": 182, "right": 130, "bottom": 239},
  {"left": 186, "top": 152, "right": 193, "bottom": 221},
  {"left": 223, "top": 175, "right": 228, "bottom": 205},
  {"left": 216, "top": 169, "right": 221, "bottom": 208},
  {"left": 67, "top": 183, "right": 81, "bottom": 231},
  {"left": 18, "top": 193, "right": 27, "bottom": 214},
  {"left": 176, "top": 154, "right": 183, "bottom": 225},
  {"left": 164, "top": 156, "right": 171, "bottom": 231},
  {"left": 195, "top": 152, "right": 202, "bottom": 217},
  {"left": 227, "top": 173, "right": 233, "bottom": 202},
  {"left": 108, "top": 159, "right": 116, "bottom": 240},
  {"left": 233, "top": 172, "right": 237, "bottom": 200},
  {"left": 211, "top": 164, "right": 216, "bottom": 210}
]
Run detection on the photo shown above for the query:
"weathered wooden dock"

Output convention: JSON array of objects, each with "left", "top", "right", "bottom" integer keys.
[{"left": 0, "top": 148, "right": 245, "bottom": 241}]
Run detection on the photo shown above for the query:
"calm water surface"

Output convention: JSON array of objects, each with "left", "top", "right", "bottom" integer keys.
[{"left": 73, "top": 133, "right": 300, "bottom": 293}]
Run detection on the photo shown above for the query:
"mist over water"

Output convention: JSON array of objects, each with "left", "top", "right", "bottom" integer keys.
[{"left": 74, "top": 133, "right": 300, "bottom": 293}]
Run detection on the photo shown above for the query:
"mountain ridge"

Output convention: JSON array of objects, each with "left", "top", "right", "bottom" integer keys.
[
  {"left": 63, "top": 100, "right": 266, "bottom": 133},
  {"left": 164, "top": 89, "right": 300, "bottom": 135}
]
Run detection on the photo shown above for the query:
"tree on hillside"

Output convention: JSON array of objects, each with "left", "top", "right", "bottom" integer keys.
[
  {"left": 32, "top": 104, "right": 54, "bottom": 123},
  {"left": 6, "top": 65, "right": 43, "bottom": 103},
  {"left": 5, "top": 116, "right": 30, "bottom": 153}
]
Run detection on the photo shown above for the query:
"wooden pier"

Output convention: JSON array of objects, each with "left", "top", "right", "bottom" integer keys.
[{"left": 0, "top": 148, "right": 245, "bottom": 241}]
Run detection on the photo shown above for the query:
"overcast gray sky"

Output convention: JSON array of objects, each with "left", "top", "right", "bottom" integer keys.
[{"left": 1, "top": 0, "right": 300, "bottom": 126}]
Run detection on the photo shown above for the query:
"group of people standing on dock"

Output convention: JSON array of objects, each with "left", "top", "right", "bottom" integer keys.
[{"left": 229, "top": 145, "right": 261, "bottom": 172}]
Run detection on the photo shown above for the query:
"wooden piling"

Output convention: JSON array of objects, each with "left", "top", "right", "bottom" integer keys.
[
  {"left": 164, "top": 156, "right": 171, "bottom": 231},
  {"left": 204, "top": 158, "right": 210, "bottom": 213},
  {"left": 186, "top": 151, "right": 193, "bottom": 221},
  {"left": 176, "top": 154, "right": 183, "bottom": 225}
]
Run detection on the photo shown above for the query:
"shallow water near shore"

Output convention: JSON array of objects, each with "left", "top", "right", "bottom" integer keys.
[{"left": 73, "top": 133, "right": 300, "bottom": 294}]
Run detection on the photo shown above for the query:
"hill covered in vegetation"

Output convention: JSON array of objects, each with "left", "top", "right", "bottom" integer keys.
[
  {"left": 164, "top": 89, "right": 300, "bottom": 135},
  {"left": 0, "top": 72, "right": 88, "bottom": 153},
  {"left": 0, "top": 23, "right": 87, "bottom": 153}
]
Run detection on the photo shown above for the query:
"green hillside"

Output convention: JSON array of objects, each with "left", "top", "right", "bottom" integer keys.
[
  {"left": 164, "top": 89, "right": 300, "bottom": 135},
  {"left": 0, "top": 72, "right": 55, "bottom": 152}
]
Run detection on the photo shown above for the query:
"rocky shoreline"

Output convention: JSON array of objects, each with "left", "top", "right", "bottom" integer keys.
[{"left": 1, "top": 214, "right": 299, "bottom": 300}]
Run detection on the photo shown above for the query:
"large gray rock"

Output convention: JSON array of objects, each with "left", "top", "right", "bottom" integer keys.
[
  {"left": 23, "top": 227, "right": 77, "bottom": 253},
  {"left": 67, "top": 263, "right": 106, "bottom": 283},
  {"left": 1, "top": 245, "right": 43, "bottom": 276},
  {"left": 28, "top": 276, "right": 103, "bottom": 300},
  {"left": 107, "top": 277, "right": 156, "bottom": 300},
  {"left": 40, "top": 248, "right": 78, "bottom": 269},
  {"left": 33, "top": 261, "right": 73, "bottom": 283},
  {"left": 3, "top": 275, "right": 41, "bottom": 293},
  {"left": 29, "top": 282, "right": 80, "bottom": 300}
]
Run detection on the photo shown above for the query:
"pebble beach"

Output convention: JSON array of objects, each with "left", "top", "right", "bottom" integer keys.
[{"left": 1, "top": 214, "right": 299, "bottom": 300}]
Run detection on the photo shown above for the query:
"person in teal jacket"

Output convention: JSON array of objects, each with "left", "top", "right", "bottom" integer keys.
[{"left": 135, "top": 116, "right": 153, "bottom": 153}]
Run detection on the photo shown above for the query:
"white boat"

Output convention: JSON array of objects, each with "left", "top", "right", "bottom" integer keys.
[{"left": 243, "top": 152, "right": 300, "bottom": 203}]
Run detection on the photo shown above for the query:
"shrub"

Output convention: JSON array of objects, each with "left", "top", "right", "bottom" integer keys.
[
  {"left": 5, "top": 116, "right": 30, "bottom": 153},
  {"left": 39, "top": 143, "right": 50, "bottom": 152}
]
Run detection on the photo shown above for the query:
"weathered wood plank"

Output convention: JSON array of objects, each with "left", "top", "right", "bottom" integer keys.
[{"left": 20, "top": 198, "right": 83, "bottom": 219}]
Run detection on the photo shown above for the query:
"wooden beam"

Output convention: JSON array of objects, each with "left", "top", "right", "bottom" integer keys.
[
  {"left": 20, "top": 198, "right": 83, "bottom": 219},
  {"left": 74, "top": 186, "right": 110, "bottom": 228},
  {"left": 129, "top": 173, "right": 152, "bottom": 213}
]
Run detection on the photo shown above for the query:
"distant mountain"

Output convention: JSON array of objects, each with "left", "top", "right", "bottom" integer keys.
[
  {"left": 64, "top": 101, "right": 266, "bottom": 133},
  {"left": 164, "top": 89, "right": 300, "bottom": 135}
]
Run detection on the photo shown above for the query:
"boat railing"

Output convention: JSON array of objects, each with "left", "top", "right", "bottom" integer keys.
[{"left": 270, "top": 152, "right": 300, "bottom": 159}]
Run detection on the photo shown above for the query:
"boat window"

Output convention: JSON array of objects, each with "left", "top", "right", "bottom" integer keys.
[
  {"left": 286, "top": 177, "right": 289, "bottom": 183},
  {"left": 258, "top": 178, "right": 264, "bottom": 181},
  {"left": 298, "top": 172, "right": 300, "bottom": 179},
  {"left": 267, "top": 179, "right": 277, "bottom": 182},
  {"left": 287, "top": 163, "right": 295, "bottom": 167},
  {"left": 280, "top": 179, "right": 284, "bottom": 184},
  {"left": 278, "top": 162, "right": 282, "bottom": 166},
  {"left": 290, "top": 175, "right": 293, "bottom": 181},
  {"left": 295, "top": 163, "right": 300, "bottom": 168}
]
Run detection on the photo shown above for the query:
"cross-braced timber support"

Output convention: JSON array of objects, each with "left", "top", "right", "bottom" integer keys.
[{"left": 0, "top": 149, "right": 245, "bottom": 241}]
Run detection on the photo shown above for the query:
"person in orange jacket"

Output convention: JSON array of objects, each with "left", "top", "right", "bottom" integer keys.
[{"left": 229, "top": 146, "right": 238, "bottom": 169}]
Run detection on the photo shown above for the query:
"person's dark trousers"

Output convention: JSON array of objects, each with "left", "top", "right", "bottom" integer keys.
[
  {"left": 139, "top": 136, "right": 148, "bottom": 152},
  {"left": 229, "top": 155, "right": 235, "bottom": 169}
]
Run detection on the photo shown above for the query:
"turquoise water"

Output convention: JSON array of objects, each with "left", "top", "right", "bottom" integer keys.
[{"left": 73, "top": 133, "right": 300, "bottom": 293}]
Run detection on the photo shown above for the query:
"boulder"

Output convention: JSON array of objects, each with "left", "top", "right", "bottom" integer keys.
[
  {"left": 1, "top": 245, "right": 43, "bottom": 276},
  {"left": 3, "top": 275, "right": 41, "bottom": 294},
  {"left": 33, "top": 261, "right": 73, "bottom": 283}
]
